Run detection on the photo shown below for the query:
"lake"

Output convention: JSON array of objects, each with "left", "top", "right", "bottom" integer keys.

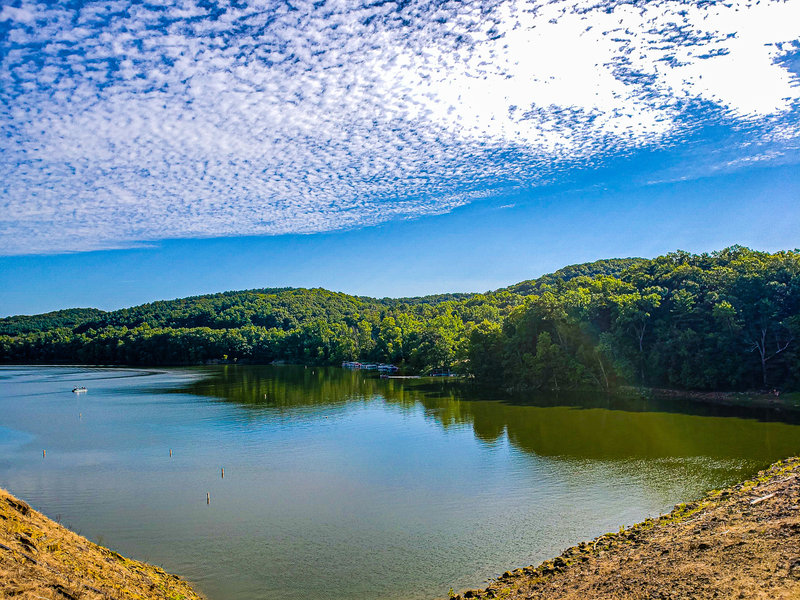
[{"left": 1, "top": 365, "right": 799, "bottom": 600}]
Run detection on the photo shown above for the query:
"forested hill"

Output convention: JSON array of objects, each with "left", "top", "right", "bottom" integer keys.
[
  {"left": 503, "top": 258, "right": 647, "bottom": 295},
  {"left": 0, "top": 260, "right": 613, "bottom": 334},
  {"left": 2, "top": 246, "right": 798, "bottom": 393},
  {"left": 0, "top": 308, "right": 107, "bottom": 336}
]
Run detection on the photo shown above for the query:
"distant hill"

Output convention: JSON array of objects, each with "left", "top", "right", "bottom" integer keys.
[
  {"left": 504, "top": 258, "right": 647, "bottom": 295},
  {"left": 0, "top": 259, "right": 636, "bottom": 335},
  {"left": 1, "top": 248, "right": 798, "bottom": 393},
  {"left": 0, "top": 308, "right": 106, "bottom": 336}
]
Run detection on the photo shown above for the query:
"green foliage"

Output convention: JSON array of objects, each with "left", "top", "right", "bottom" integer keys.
[
  {"left": 505, "top": 258, "right": 647, "bottom": 295},
  {"left": 471, "top": 247, "right": 800, "bottom": 391},
  {"left": 0, "top": 308, "right": 106, "bottom": 336},
  {"left": 2, "top": 247, "right": 798, "bottom": 392}
]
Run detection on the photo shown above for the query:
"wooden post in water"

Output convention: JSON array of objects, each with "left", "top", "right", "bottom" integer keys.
[
  {"left": 42, "top": 449, "right": 45, "bottom": 458},
  {"left": 221, "top": 467, "right": 224, "bottom": 479},
  {"left": 169, "top": 449, "right": 172, "bottom": 457},
  {"left": 206, "top": 492, "right": 210, "bottom": 505}
]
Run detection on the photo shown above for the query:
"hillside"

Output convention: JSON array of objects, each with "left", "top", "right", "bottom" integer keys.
[
  {"left": 503, "top": 257, "right": 646, "bottom": 295},
  {"left": 0, "top": 308, "right": 107, "bottom": 337},
  {"left": 1, "top": 246, "right": 798, "bottom": 392},
  {"left": 0, "top": 257, "right": 628, "bottom": 332},
  {"left": 0, "top": 488, "right": 202, "bottom": 600}
]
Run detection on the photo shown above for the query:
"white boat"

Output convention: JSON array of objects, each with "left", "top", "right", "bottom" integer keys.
[{"left": 72, "top": 386, "right": 87, "bottom": 393}]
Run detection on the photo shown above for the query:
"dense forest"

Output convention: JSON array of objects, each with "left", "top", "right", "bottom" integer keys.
[{"left": 1, "top": 246, "right": 798, "bottom": 392}]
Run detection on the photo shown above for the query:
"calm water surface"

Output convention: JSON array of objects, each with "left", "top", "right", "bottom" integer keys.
[{"left": 1, "top": 365, "right": 799, "bottom": 600}]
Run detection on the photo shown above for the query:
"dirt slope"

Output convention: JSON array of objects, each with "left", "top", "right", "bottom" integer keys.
[
  {"left": 448, "top": 457, "right": 800, "bottom": 600},
  {"left": 0, "top": 488, "right": 202, "bottom": 600}
]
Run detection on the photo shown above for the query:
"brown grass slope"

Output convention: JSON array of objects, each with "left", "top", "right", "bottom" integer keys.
[
  {"left": 449, "top": 457, "right": 800, "bottom": 600},
  {"left": 0, "top": 488, "right": 202, "bottom": 600}
]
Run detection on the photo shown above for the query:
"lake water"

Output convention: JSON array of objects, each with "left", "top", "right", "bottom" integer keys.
[{"left": 1, "top": 365, "right": 799, "bottom": 600}]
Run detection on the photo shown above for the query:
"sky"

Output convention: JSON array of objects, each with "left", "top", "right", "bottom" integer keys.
[{"left": 1, "top": 0, "right": 800, "bottom": 316}]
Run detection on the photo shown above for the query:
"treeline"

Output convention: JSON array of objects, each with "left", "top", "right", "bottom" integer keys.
[
  {"left": 1, "top": 247, "right": 798, "bottom": 391},
  {"left": 0, "top": 287, "right": 523, "bottom": 373},
  {"left": 0, "top": 308, "right": 106, "bottom": 336}
]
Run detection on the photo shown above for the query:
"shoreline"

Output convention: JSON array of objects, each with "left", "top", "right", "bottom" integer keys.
[
  {"left": 445, "top": 456, "right": 800, "bottom": 600},
  {"left": 3, "top": 458, "right": 799, "bottom": 600},
  {"left": 5, "top": 363, "right": 799, "bottom": 410},
  {"left": 628, "top": 385, "right": 800, "bottom": 413},
  {"left": 0, "top": 488, "right": 204, "bottom": 600}
]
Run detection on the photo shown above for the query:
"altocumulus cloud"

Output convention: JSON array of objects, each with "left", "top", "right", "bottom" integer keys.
[{"left": 1, "top": 0, "right": 799, "bottom": 254}]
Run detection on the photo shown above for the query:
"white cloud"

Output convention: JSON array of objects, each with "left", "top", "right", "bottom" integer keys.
[
  {"left": 0, "top": 4, "right": 37, "bottom": 24},
  {"left": 1, "top": 0, "right": 799, "bottom": 254}
]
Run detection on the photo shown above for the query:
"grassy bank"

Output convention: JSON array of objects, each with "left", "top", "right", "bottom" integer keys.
[
  {"left": 446, "top": 457, "right": 800, "bottom": 600},
  {"left": 0, "top": 488, "right": 203, "bottom": 600}
]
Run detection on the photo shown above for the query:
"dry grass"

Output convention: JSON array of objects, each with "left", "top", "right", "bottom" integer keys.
[
  {"left": 448, "top": 457, "right": 800, "bottom": 600},
  {"left": 0, "top": 488, "right": 203, "bottom": 600}
]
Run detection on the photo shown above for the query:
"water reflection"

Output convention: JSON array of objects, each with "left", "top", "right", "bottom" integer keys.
[
  {"left": 4, "top": 365, "right": 800, "bottom": 600},
  {"left": 178, "top": 365, "right": 800, "bottom": 462}
]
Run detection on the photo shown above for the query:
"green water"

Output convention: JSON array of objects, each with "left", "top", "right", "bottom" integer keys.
[{"left": 1, "top": 365, "right": 798, "bottom": 600}]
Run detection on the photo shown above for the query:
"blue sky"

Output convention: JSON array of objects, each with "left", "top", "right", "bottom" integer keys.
[{"left": 1, "top": 0, "right": 800, "bottom": 316}]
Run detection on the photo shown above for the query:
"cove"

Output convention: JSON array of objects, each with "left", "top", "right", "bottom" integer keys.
[{"left": 1, "top": 364, "right": 799, "bottom": 600}]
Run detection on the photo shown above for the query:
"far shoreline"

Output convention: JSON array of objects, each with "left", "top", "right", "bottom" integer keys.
[
  {"left": 3, "top": 362, "right": 799, "bottom": 416},
  {"left": 631, "top": 385, "right": 800, "bottom": 413}
]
